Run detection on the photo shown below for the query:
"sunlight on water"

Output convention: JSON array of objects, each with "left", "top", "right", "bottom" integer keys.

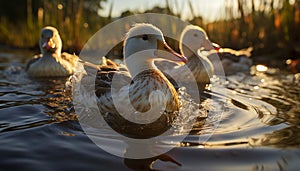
[
  {"left": 256, "top": 64, "right": 268, "bottom": 72},
  {"left": 1, "top": 49, "right": 300, "bottom": 170},
  {"left": 69, "top": 66, "right": 211, "bottom": 137},
  {"left": 172, "top": 87, "right": 207, "bottom": 133}
]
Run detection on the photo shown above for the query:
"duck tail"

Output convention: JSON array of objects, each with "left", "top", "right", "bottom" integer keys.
[{"left": 102, "top": 56, "right": 119, "bottom": 67}]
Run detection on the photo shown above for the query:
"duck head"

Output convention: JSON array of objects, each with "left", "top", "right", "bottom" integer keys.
[
  {"left": 39, "top": 26, "right": 62, "bottom": 56},
  {"left": 124, "top": 23, "right": 187, "bottom": 77},
  {"left": 180, "top": 25, "right": 220, "bottom": 57}
]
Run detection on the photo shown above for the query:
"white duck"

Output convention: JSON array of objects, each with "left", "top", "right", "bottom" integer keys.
[
  {"left": 95, "top": 23, "right": 187, "bottom": 138},
  {"left": 156, "top": 25, "right": 217, "bottom": 90},
  {"left": 26, "top": 26, "right": 78, "bottom": 77},
  {"left": 158, "top": 25, "right": 252, "bottom": 81}
]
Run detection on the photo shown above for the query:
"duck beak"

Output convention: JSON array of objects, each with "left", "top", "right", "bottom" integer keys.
[
  {"left": 42, "top": 38, "right": 56, "bottom": 50},
  {"left": 202, "top": 39, "right": 221, "bottom": 51},
  {"left": 156, "top": 40, "right": 188, "bottom": 64},
  {"left": 212, "top": 42, "right": 221, "bottom": 51}
]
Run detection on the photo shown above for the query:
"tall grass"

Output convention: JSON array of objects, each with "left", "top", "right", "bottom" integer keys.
[
  {"left": 0, "top": 0, "right": 298, "bottom": 60},
  {"left": 188, "top": 0, "right": 300, "bottom": 58},
  {"left": 0, "top": 0, "right": 106, "bottom": 53}
]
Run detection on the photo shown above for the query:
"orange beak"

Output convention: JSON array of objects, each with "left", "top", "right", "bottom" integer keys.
[
  {"left": 157, "top": 40, "right": 188, "bottom": 64},
  {"left": 212, "top": 42, "right": 221, "bottom": 51},
  {"left": 202, "top": 39, "right": 221, "bottom": 51},
  {"left": 42, "top": 38, "right": 55, "bottom": 50}
]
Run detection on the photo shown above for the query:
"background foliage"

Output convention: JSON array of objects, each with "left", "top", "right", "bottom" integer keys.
[{"left": 0, "top": 0, "right": 299, "bottom": 66}]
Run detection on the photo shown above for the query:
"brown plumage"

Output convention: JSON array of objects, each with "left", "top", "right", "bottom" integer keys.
[
  {"left": 96, "top": 68, "right": 178, "bottom": 139},
  {"left": 95, "top": 23, "right": 187, "bottom": 138}
]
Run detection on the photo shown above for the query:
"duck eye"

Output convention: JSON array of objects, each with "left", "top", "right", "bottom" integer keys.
[
  {"left": 194, "top": 33, "right": 198, "bottom": 37},
  {"left": 142, "top": 34, "right": 148, "bottom": 40}
]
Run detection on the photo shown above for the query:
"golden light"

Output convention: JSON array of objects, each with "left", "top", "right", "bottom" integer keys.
[
  {"left": 256, "top": 64, "right": 268, "bottom": 72},
  {"left": 57, "top": 4, "right": 63, "bottom": 10},
  {"left": 254, "top": 86, "right": 259, "bottom": 90},
  {"left": 286, "top": 59, "right": 292, "bottom": 65},
  {"left": 83, "top": 23, "right": 89, "bottom": 28}
]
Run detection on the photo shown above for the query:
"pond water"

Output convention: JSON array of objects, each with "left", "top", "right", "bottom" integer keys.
[{"left": 0, "top": 48, "right": 300, "bottom": 171}]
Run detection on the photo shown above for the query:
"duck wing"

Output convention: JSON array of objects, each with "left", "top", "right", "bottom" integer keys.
[
  {"left": 95, "top": 66, "right": 131, "bottom": 97},
  {"left": 61, "top": 52, "right": 78, "bottom": 67},
  {"left": 94, "top": 57, "right": 131, "bottom": 96},
  {"left": 96, "top": 69, "right": 178, "bottom": 139}
]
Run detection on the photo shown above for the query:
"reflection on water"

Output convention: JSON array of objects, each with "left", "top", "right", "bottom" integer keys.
[
  {"left": 0, "top": 75, "right": 77, "bottom": 133},
  {"left": 0, "top": 49, "right": 300, "bottom": 171},
  {"left": 252, "top": 126, "right": 300, "bottom": 148},
  {"left": 124, "top": 154, "right": 182, "bottom": 171}
]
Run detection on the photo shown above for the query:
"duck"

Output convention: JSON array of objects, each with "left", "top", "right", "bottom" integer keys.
[
  {"left": 26, "top": 26, "right": 78, "bottom": 77},
  {"left": 156, "top": 25, "right": 218, "bottom": 90},
  {"left": 207, "top": 46, "right": 253, "bottom": 75},
  {"left": 157, "top": 25, "right": 253, "bottom": 77},
  {"left": 101, "top": 25, "right": 216, "bottom": 90},
  {"left": 95, "top": 23, "right": 187, "bottom": 138}
]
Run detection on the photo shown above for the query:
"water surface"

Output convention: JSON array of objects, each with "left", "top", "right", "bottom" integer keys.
[{"left": 0, "top": 48, "right": 299, "bottom": 171}]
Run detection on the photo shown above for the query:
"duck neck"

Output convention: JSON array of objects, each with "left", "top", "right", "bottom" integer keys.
[
  {"left": 181, "top": 44, "right": 195, "bottom": 59},
  {"left": 125, "top": 54, "right": 157, "bottom": 78},
  {"left": 41, "top": 49, "right": 61, "bottom": 59}
]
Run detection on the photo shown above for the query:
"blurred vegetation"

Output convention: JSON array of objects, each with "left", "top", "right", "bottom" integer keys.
[
  {"left": 203, "top": 0, "right": 300, "bottom": 65},
  {"left": 0, "top": 0, "right": 109, "bottom": 53},
  {"left": 0, "top": 0, "right": 299, "bottom": 65}
]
